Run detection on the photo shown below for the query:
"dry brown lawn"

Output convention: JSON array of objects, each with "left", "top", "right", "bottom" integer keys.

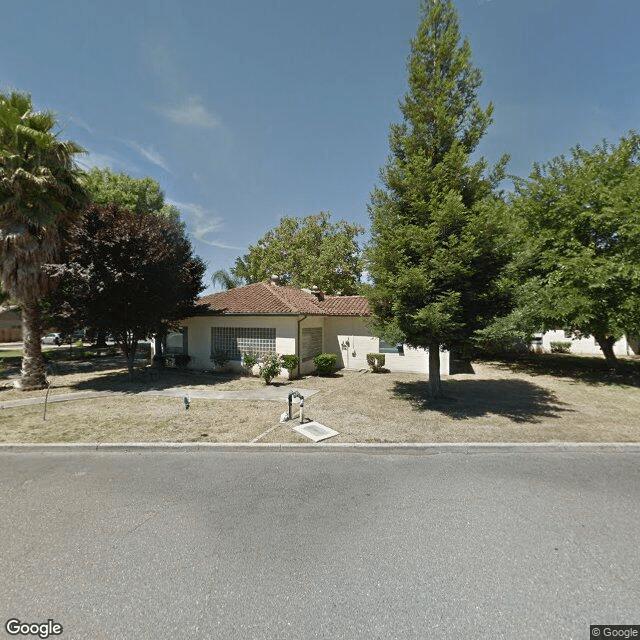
[{"left": 1, "top": 355, "right": 639, "bottom": 443}]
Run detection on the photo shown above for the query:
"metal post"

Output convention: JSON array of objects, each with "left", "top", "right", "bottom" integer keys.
[{"left": 288, "top": 391, "right": 304, "bottom": 423}]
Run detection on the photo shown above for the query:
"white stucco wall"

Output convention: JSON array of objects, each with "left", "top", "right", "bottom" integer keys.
[
  {"left": 179, "top": 314, "right": 297, "bottom": 375},
  {"left": 323, "top": 317, "right": 450, "bottom": 375},
  {"left": 538, "top": 330, "right": 637, "bottom": 357}
]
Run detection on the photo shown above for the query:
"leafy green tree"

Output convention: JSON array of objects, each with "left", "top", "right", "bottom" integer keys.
[
  {"left": 231, "top": 212, "right": 364, "bottom": 294},
  {"left": 0, "top": 91, "right": 86, "bottom": 389},
  {"left": 46, "top": 203, "right": 206, "bottom": 375},
  {"left": 84, "top": 167, "right": 178, "bottom": 219},
  {"left": 365, "top": 0, "right": 510, "bottom": 397},
  {"left": 509, "top": 133, "right": 640, "bottom": 365},
  {"left": 82, "top": 166, "right": 183, "bottom": 349}
]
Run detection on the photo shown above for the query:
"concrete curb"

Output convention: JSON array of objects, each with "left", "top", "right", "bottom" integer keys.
[{"left": 1, "top": 442, "right": 640, "bottom": 454}]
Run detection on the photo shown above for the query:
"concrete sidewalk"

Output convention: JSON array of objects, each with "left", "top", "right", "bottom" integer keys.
[{"left": 0, "top": 386, "right": 319, "bottom": 409}]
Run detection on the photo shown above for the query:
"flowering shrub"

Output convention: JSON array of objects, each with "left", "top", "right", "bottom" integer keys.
[{"left": 259, "top": 354, "right": 282, "bottom": 385}]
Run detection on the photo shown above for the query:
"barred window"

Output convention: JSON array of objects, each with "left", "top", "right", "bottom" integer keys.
[{"left": 211, "top": 327, "right": 276, "bottom": 361}]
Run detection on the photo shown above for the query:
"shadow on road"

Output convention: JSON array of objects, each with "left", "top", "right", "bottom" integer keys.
[{"left": 393, "top": 378, "right": 572, "bottom": 423}]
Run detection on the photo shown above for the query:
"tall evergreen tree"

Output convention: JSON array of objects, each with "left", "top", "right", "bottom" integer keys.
[{"left": 366, "top": 0, "right": 509, "bottom": 397}]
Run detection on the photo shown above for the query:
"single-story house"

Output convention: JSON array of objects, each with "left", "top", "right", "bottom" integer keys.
[
  {"left": 533, "top": 330, "right": 639, "bottom": 357},
  {"left": 159, "top": 278, "right": 449, "bottom": 377}
]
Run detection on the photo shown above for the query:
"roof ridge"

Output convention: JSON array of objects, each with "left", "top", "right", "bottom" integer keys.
[{"left": 265, "top": 281, "right": 324, "bottom": 313}]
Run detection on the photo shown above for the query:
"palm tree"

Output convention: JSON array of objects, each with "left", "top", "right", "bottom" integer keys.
[
  {"left": 0, "top": 91, "right": 86, "bottom": 389},
  {"left": 211, "top": 268, "right": 244, "bottom": 290}
]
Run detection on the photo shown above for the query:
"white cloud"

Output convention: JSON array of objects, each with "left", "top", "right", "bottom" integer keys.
[
  {"left": 168, "top": 199, "right": 243, "bottom": 250},
  {"left": 157, "top": 96, "right": 220, "bottom": 129},
  {"left": 125, "top": 140, "right": 171, "bottom": 172},
  {"left": 77, "top": 149, "right": 125, "bottom": 171},
  {"left": 69, "top": 115, "right": 95, "bottom": 136}
]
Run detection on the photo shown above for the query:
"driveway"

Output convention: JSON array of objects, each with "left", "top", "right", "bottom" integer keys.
[{"left": 1, "top": 450, "right": 638, "bottom": 639}]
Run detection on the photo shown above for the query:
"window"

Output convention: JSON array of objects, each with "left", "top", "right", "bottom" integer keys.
[
  {"left": 211, "top": 327, "right": 276, "bottom": 361},
  {"left": 165, "top": 328, "right": 187, "bottom": 355},
  {"left": 301, "top": 327, "right": 323, "bottom": 361},
  {"left": 379, "top": 339, "right": 402, "bottom": 354}
]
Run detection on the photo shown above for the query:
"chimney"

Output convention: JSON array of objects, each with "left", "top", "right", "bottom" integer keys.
[
  {"left": 270, "top": 274, "right": 280, "bottom": 286},
  {"left": 311, "top": 285, "right": 324, "bottom": 301}
]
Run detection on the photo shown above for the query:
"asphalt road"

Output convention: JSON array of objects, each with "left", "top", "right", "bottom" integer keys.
[{"left": 1, "top": 450, "right": 638, "bottom": 640}]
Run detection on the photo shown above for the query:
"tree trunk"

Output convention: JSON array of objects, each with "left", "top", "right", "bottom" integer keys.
[
  {"left": 428, "top": 341, "right": 442, "bottom": 398},
  {"left": 16, "top": 300, "right": 48, "bottom": 390},
  {"left": 126, "top": 342, "right": 137, "bottom": 377},
  {"left": 152, "top": 334, "right": 165, "bottom": 368},
  {"left": 595, "top": 334, "right": 617, "bottom": 368},
  {"left": 95, "top": 329, "right": 108, "bottom": 348}
]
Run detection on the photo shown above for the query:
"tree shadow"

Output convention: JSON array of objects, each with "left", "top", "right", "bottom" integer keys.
[
  {"left": 484, "top": 353, "right": 640, "bottom": 388},
  {"left": 393, "top": 378, "right": 572, "bottom": 424},
  {"left": 64, "top": 362, "right": 249, "bottom": 394}
]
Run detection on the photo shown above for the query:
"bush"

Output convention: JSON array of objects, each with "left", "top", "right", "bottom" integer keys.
[
  {"left": 313, "top": 352, "right": 337, "bottom": 376},
  {"left": 242, "top": 352, "right": 258, "bottom": 376},
  {"left": 550, "top": 341, "right": 572, "bottom": 354},
  {"left": 366, "top": 353, "right": 386, "bottom": 373},
  {"left": 281, "top": 354, "right": 300, "bottom": 379},
  {"left": 211, "top": 349, "right": 229, "bottom": 369},
  {"left": 174, "top": 354, "right": 191, "bottom": 367},
  {"left": 259, "top": 354, "right": 282, "bottom": 384}
]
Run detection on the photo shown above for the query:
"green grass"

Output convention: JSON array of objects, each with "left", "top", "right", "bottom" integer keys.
[{"left": 0, "top": 350, "right": 22, "bottom": 360}]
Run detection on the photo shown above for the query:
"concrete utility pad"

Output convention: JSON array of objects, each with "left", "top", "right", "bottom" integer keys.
[{"left": 293, "top": 421, "right": 339, "bottom": 442}]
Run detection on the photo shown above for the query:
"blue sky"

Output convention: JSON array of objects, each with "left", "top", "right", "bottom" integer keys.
[{"left": 4, "top": 0, "right": 639, "bottom": 293}]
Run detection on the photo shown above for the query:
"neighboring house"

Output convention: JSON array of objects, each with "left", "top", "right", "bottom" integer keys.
[
  {"left": 533, "top": 330, "right": 639, "bottom": 357},
  {"left": 0, "top": 306, "right": 21, "bottom": 342},
  {"left": 159, "top": 278, "right": 449, "bottom": 377}
]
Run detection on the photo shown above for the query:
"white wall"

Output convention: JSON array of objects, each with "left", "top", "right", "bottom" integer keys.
[
  {"left": 180, "top": 315, "right": 297, "bottom": 374},
  {"left": 539, "top": 330, "right": 636, "bottom": 357},
  {"left": 323, "top": 317, "right": 450, "bottom": 375}
]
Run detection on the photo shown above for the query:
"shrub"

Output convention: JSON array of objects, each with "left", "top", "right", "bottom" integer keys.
[
  {"left": 174, "top": 354, "right": 191, "bottom": 367},
  {"left": 242, "top": 352, "right": 258, "bottom": 376},
  {"left": 259, "top": 354, "right": 282, "bottom": 384},
  {"left": 550, "top": 341, "right": 572, "bottom": 354},
  {"left": 313, "top": 352, "right": 337, "bottom": 376},
  {"left": 366, "top": 353, "right": 386, "bottom": 373},
  {"left": 211, "top": 349, "right": 229, "bottom": 369},
  {"left": 281, "top": 354, "right": 300, "bottom": 379}
]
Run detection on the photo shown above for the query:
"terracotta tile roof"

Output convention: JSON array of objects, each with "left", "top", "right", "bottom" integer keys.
[
  {"left": 196, "top": 281, "right": 371, "bottom": 316},
  {"left": 317, "top": 295, "right": 371, "bottom": 316}
]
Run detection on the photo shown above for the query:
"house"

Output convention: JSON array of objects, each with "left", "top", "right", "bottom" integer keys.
[{"left": 160, "top": 278, "right": 449, "bottom": 377}]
